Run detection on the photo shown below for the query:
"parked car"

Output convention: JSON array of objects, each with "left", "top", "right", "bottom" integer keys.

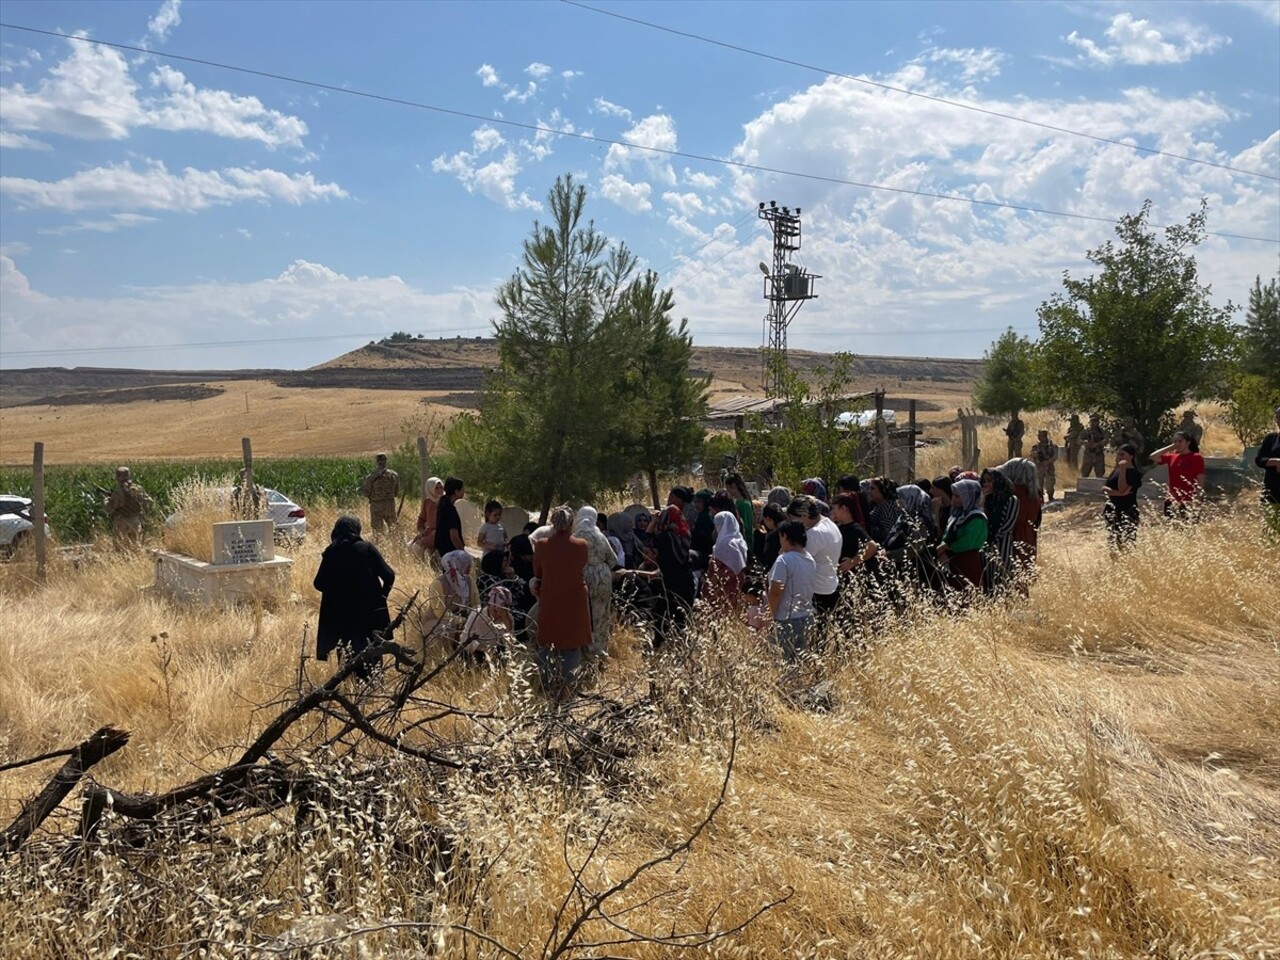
[
  {"left": 165, "top": 488, "right": 307, "bottom": 541},
  {"left": 0, "top": 494, "right": 53, "bottom": 556}
]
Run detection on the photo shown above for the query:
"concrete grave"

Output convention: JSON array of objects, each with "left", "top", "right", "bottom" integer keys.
[
  {"left": 212, "top": 520, "right": 274, "bottom": 565},
  {"left": 154, "top": 519, "right": 291, "bottom": 605}
]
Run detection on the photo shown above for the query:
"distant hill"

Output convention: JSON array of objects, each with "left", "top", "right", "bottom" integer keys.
[{"left": 1, "top": 339, "right": 983, "bottom": 409}]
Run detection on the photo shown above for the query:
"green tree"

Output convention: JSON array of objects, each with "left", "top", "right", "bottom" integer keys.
[
  {"left": 449, "top": 177, "right": 713, "bottom": 516},
  {"left": 745, "top": 352, "right": 861, "bottom": 488},
  {"left": 1034, "top": 200, "right": 1237, "bottom": 455},
  {"left": 972, "top": 328, "right": 1040, "bottom": 418},
  {"left": 1242, "top": 275, "right": 1280, "bottom": 388},
  {"left": 610, "top": 271, "right": 710, "bottom": 507}
]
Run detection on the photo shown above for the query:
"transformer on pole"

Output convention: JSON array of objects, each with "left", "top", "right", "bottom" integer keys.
[{"left": 758, "top": 201, "right": 819, "bottom": 398}]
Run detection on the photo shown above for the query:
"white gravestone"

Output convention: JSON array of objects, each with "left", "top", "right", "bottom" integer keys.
[{"left": 211, "top": 519, "right": 275, "bottom": 566}]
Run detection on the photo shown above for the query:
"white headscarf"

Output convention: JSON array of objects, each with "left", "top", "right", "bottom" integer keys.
[
  {"left": 425, "top": 476, "right": 444, "bottom": 501},
  {"left": 441, "top": 550, "right": 473, "bottom": 606},
  {"left": 711, "top": 509, "right": 748, "bottom": 575}
]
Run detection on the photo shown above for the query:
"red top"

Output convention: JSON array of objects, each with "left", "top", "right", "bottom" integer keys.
[{"left": 1158, "top": 452, "right": 1205, "bottom": 503}]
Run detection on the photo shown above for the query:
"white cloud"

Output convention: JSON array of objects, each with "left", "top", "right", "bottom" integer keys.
[
  {"left": 657, "top": 64, "right": 1278, "bottom": 357},
  {"left": 524, "top": 62, "right": 552, "bottom": 80},
  {"left": 146, "top": 0, "right": 182, "bottom": 44},
  {"left": 599, "top": 173, "right": 652, "bottom": 213},
  {"left": 39, "top": 213, "right": 159, "bottom": 235},
  {"left": 522, "top": 109, "right": 575, "bottom": 162},
  {"left": 0, "top": 130, "right": 51, "bottom": 150},
  {"left": 684, "top": 169, "right": 720, "bottom": 190},
  {"left": 918, "top": 47, "right": 1005, "bottom": 82},
  {"left": 1065, "top": 13, "right": 1228, "bottom": 67},
  {"left": 236, "top": 227, "right": 252, "bottom": 240},
  {"left": 0, "top": 39, "right": 143, "bottom": 139},
  {"left": 1, "top": 160, "right": 348, "bottom": 212},
  {"left": 663, "top": 191, "right": 709, "bottom": 218},
  {"left": 431, "top": 144, "right": 540, "bottom": 211},
  {"left": 561, "top": 69, "right": 583, "bottom": 81},
  {"left": 145, "top": 65, "right": 308, "bottom": 149},
  {"left": 0, "top": 37, "right": 309, "bottom": 149},
  {"left": 0, "top": 256, "right": 495, "bottom": 369},
  {"left": 591, "top": 97, "right": 632, "bottom": 121},
  {"left": 0, "top": 47, "right": 42, "bottom": 74},
  {"left": 476, "top": 63, "right": 501, "bottom": 87},
  {"left": 1228, "top": 0, "right": 1280, "bottom": 25},
  {"left": 503, "top": 81, "right": 537, "bottom": 104},
  {"left": 604, "top": 113, "right": 678, "bottom": 185},
  {"left": 471, "top": 125, "right": 505, "bottom": 154}
]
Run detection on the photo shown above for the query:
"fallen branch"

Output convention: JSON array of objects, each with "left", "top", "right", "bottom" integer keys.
[{"left": 1, "top": 725, "right": 130, "bottom": 854}]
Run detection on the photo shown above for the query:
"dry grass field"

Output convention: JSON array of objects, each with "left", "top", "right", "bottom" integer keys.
[{"left": 2, "top": 468, "right": 1278, "bottom": 957}]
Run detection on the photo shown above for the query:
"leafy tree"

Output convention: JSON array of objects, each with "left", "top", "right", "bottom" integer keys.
[
  {"left": 744, "top": 352, "right": 861, "bottom": 488},
  {"left": 972, "top": 328, "right": 1040, "bottom": 418},
  {"left": 1034, "top": 200, "right": 1237, "bottom": 455},
  {"left": 1224, "top": 374, "right": 1280, "bottom": 447},
  {"left": 1241, "top": 275, "right": 1280, "bottom": 388},
  {"left": 448, "top": 175, "right": 704, "bottom": 520},
  {"left": 610, "top": 271, "right": 710, "bottom": 507}
]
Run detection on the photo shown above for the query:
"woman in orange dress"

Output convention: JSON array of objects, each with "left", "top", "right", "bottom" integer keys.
[{"left": 531, "top": 505, "right": 591, "bottom": 698}]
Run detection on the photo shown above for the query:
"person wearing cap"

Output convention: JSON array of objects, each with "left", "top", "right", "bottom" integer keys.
[
  {"left": 1254, "top": 406, "right": 1280, "bottom": 537},
  {"left": 1080, "top": 414, "right": 1108, "bottom": 478},
  {"left": 1031, "top": 429, "right": 1058, "bottom": 502},
  {"left": 104, "top": 466, "right": 153, "bottom": 546},
  {"left": 361, "top": 453, "right": 400, "bottom": 532}
]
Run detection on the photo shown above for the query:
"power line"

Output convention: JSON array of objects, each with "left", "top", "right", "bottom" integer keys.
[
  {"left": 1, "top": 23, "right": 1275, "bottom": 244},
  {"left": 561, "top": 0, "right": 1280, "bottom": 184}
]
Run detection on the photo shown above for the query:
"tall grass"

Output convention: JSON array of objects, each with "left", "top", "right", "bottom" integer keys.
[{"left": 1, "top": 483, "right": 1277, "bottom": 956}]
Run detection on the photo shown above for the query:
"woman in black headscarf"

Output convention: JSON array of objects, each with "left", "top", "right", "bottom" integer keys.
[{"left": 314, "top": 515, "right": 396, "bottom": 678}]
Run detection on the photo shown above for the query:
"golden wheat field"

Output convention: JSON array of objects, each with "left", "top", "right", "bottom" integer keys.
[{"left": 2, "top": 459, "right": 1278, "bottom": 958}]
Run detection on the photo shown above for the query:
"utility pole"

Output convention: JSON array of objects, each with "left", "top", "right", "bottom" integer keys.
[{"left": 758, "top": 201, "right": 820, "bottom": 399}]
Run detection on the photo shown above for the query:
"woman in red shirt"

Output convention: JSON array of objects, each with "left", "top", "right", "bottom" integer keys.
[{"left": 1152, "top": 430, "right": 1205, "bottom": 521}]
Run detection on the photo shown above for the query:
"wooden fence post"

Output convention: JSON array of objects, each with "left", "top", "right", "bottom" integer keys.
[
  {"left": 417, "top": 436, "right": 429, "bottom": 495},
  {"left": 33, "top": 442, "right": 46, "bottom": 584}
]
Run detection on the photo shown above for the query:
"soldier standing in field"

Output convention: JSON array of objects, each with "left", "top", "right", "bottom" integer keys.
[
  {"left": 1178, "top": 410, "right": 1204, "bottom": 447},
  {"left": 1064, "top": 414, "right": 1083, "bottom": 471},
  {"left": 1080, "top": 414, "right": 1107, "bottom": 478},
  {"left": 1005, "top": 412, "right": 1026, "bottom": 459},
  {"left": 1032, "top": 430, "right": 1058, "bottom": 502},
  {"left": 104, "top": 466, "right": 152, "bottom": 546},
  {"left": 1117, "top": 418, "right": 1144, "bottom": 460},
  {"left": 362, "top": 453, "right": 400, "bottom": 532}
]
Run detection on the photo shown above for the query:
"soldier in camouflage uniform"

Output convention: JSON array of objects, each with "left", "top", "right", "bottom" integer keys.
[
  {"left": 1079, "top": 414, "right": 1107, "bottom": 478},
  {"left": 1116, "top": 418, "right": 1144, "bottom": 460},
  {"left": 1178, "top": 410, "right": 1204, "bottom": 447},
  {"left": 1064, "top": 414, "right": 1083, "bottom": 471},
  {"left": 1005, "top": 413, "right": 1026, "bottom": 459},
  {"left": 1032, "top": 430, "right": 1057, "bottom": 502},
  {"left": 104, "top": 466, "right": 152, "bottom": 546},
  {"left": 361, "top": 453, "right": 400, "bottom": 532}
]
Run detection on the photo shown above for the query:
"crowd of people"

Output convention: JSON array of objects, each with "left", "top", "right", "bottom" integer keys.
[{"left": 244, "top": 405, "right": 1279, "bottom": 698}]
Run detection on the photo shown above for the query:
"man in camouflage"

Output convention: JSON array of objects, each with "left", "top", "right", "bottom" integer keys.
[
  {"left": 1178, "top": 410, "right": 1204, "bottom": 447},
  {"left": 104, "top": 466, "right": 152, "bottom": 546},
  {"left": 1116, "top": 417, "right": 1144, "bottom": 459},
  {"left": 1005, "top": 412, "right": 1026, "bottom": 459},
  {"left": 362, "top": 453, "right": 400, "bottom": 532},
  {"left": 1079, "top": 414, "right": 1107, "bottom": 478},
  {"left": 1064, "top": 414, "right": 1083, "bottom": 471},
  {"left": 1032, "top": 429, "right": 1057, "bottom": 502}
]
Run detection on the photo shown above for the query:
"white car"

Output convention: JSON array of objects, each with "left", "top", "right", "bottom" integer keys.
[
  {"left": 0, "top": 494, "right": 53, "bottom": 555},
  {"left": 261, "top": 488, "right": 308, "bottom": 540},
  {"left": 166, "top": 487, "right": 308, "bottom": 540}
]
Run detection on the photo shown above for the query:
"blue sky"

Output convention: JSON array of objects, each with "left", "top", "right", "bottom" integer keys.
[{"left": 1, "top": 0, "right": 1277, "bottom": 370}]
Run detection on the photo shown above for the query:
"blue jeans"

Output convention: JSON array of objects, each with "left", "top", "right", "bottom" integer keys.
[
  {"left": 773, "top": 616, "right": 809, "bottom": 661},
  {"left": 537, "top": 645, "right": 583, "bottom": 698}
]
